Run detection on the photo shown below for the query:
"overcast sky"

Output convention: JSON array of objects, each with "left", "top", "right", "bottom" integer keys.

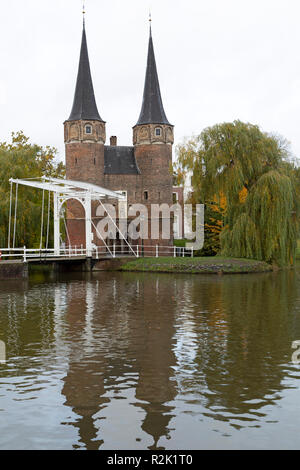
[{"left": 1, "top": 0, "right": 300, "bottom": 163}]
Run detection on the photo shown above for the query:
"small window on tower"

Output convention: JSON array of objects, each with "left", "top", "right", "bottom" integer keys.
[
  {"left": 85, "top": 125, "right": 92, "bottom": 134},
  {"left": 155, "top": 127, "right": 161, "bottom": 136},
  {"left": 144, "top": 191, "right": 148, "bottom": 200}
]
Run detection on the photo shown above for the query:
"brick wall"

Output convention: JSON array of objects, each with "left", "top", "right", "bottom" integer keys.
[{"left": 65, "top": 128, "right": 174, "bottom": 248}]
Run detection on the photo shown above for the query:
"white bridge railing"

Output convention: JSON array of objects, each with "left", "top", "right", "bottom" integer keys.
[
  {"left": 92, "top": 244, "right": 193, "bottom": 259},
  {"left": 0, "top": 244, "right": 194, "bottom": 262},
  {"left": 0, "top": 247, "right": 88, "bottom": 262}
]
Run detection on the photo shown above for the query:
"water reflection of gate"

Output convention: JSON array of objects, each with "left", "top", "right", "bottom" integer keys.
[{"left": 60, "top": 276, "right": 177, "bottom": 450}]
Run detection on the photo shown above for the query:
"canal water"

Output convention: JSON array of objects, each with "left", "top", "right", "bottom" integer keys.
[{"left": 0, "top": 268, "right": 300, "bottom": 450}]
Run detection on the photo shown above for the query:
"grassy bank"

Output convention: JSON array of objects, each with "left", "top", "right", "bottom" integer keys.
[{"left": 119, "top": 257, "right": 272, "bottom": 274}]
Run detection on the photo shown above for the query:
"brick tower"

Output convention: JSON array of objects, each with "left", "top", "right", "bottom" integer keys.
[
  {"left": 133, "top": 25, "right": 174, "bottom": 246},
  {"left": 64, "top": 20, "right": 105, "bottom": 247}
]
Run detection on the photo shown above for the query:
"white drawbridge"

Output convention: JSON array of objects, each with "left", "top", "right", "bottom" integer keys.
[
  {"left": 7, "top": 177, "right": 135, "bottom": 258},
  {"left": 2, "top": 177, "right": 193, "bottom": 262}
]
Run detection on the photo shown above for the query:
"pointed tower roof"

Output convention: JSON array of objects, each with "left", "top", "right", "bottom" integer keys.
[
  {"left": 135, "top": 26, "right": 171, "bottom": 126},
  {"left": 67, "top": 22, "right": 104, "bottom": 122}
]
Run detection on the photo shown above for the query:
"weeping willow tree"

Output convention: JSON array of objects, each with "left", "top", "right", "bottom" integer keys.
[
  {"left": 0, "top": 131, "right": 65, "bottom": 248},
  {"left": 176, "top": 121, "right": 300, "bottom": 265}
]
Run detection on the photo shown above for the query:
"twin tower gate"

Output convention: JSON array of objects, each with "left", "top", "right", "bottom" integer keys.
[{"left": 8, "top": 177, "right": 136, "bottom": 258}]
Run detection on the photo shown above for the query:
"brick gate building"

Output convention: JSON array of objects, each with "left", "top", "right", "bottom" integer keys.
[{"left": 64, "top": 20, "right": 174, "bottom": 252}]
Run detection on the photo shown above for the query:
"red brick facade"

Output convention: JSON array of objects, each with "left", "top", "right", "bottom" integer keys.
[{"left": 64, "top": 123, "right": 174, "bottom": 250}]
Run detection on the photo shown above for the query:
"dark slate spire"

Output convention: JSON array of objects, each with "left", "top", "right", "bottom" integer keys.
[
  {"left": 67, "top": 22, "right": 103, "bottom": 122},
  {"left": 136, "top": 26, "right": 171, "bottom": 126}
]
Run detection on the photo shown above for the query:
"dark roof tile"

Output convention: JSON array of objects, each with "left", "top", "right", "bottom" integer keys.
[{"left": 104, "top": 146, "right": 140, "bottom": 175}]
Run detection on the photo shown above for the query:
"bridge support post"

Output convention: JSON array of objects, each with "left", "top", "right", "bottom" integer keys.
[
  {"left": 84, "top": 192, "right": 92, "bottom": 258},
  {"left": 53, "top": 193, "right": 60, "bottom": 256}
]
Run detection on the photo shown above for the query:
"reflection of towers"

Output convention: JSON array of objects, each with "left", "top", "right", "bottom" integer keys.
[
  {"left": 95, "top": 273, "right": 178, "bottom": 449},
  {"left": 60, "top": 276, "right": 145, "bottom": 449},
  {"left": 60, "top": 273, "right": 179, "bottom": 450},
  {"left": 61, "top": 281, "right": 108, "bottom": 450},
  {"left": 133, "top": 274, "right": 178, "bottom": 449}
]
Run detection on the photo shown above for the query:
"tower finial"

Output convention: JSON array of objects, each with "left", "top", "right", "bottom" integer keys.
[
  {"left": 82, "top": 1, "right": 86, "bottom": 26},
  {"left": 149, "top": 11, "right": 152, "bottom": 36},
  {"left": 67, "top": 2, "right": 103, "bottom": 123},
  {"left": 135, "top": 16, "right": 171, "bottom": 127}
]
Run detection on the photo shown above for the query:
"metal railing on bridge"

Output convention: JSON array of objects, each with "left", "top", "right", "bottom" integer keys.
[
  {"left": 93, "top": 245, "right": 194, "bottom": 259},
  {"left": 0, "top": 245, "right": 194, "bottom": 262}
]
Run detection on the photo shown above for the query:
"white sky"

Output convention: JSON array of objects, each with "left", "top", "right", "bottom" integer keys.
[{"left": 1, "top": 0, "right": 300, "bottom": 162}]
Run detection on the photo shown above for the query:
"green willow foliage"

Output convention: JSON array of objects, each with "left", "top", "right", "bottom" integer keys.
[
  {"left": 0, "top": 132, "right": 65, "bottom": 248},
  {"left": 176, "top": 121, "right": 300, "bottom": 265}
]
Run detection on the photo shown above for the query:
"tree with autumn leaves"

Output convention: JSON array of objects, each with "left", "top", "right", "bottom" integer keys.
[
  {"left": 0, "top": 131, "right": 65, "bottom": 248},
  {"left": 175, "top": 121, "right": 300, "bottom": 265}
]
